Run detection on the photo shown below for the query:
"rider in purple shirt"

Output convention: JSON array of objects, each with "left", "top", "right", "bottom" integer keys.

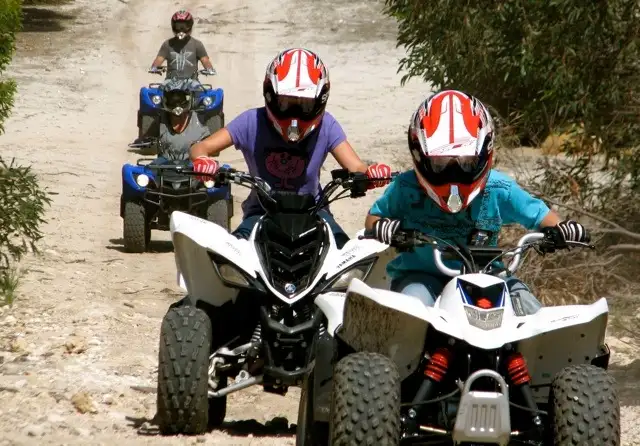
[{"left": 190, "top": 48, "right": 391, "bottom": 247}]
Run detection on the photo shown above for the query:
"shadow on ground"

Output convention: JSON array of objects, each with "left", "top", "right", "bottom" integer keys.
[
  {"left": 127, "top": 414, "right": 295, "bottom": 437},
  {"left": 107, "top": 238, "right": 174, "bottom": 254},
  {"left": 21, "top": 7, "right": 76, "bottom": 33},
  {"left": 609, "top": 359, "right": 640, "bottom": 406}
]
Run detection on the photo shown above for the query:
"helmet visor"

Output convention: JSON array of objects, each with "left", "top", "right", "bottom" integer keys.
[
  {"left": 173, "top": 21, "right": 191, "bottom": 33},
  {"left": 275, "top": 95, "right": 317, "bottom": 119},
  {"left": 428, "top": 155, "right": 479, "bottom": 174},
  {"left": 165, "top": 90, "right": 191, "bottom": 109}
]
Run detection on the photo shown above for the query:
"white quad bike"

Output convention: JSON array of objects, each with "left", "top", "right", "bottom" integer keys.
[
  {"left": 312, "top": 229, "right": 619, "bottom": 446},
  {"left": 154, "top": 166, "right": 397, "bottom": 436}
]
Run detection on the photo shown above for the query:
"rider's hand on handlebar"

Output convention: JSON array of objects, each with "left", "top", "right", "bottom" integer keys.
[
  {"left": 540, "top": 220, "right": 590, "bottom": 253},
  {"left": 371, "top": 218, "right": 401, "bottom": 244},
  {"left": 201, "top": 68, "right": 217, "bottom": 76},
  {"left": 366, "top": 163, "right": 392, "bottom": 190},
  {"left": 193, "top": 156, "right": 219, "bottom": 182}
]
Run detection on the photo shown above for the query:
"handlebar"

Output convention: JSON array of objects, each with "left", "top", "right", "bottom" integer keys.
[
  {"left": 359, "top": 230, "right": 595, "bottom": 277},
  {"left": 148, "top": 66, "right": 167, "bottom": 75},
  {"left": 172, "top": 166, "right": 398, "bottom": 213}
]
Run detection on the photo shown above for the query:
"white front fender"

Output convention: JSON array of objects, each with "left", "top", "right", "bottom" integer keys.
[{"left": 170, "top": 211, "right": 261, "bottom": 307}]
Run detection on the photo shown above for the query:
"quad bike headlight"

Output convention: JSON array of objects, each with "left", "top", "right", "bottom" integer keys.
[
  {"left": 135, "top": 174, "right": 150, "bottom": 187},
  {"left": 324, "top": 259, "right": 376, "bottom": 292},
  {"left": 204, "top": 180, "right": 215, "bottom": 189},
  {"left": 217, "top": 264, "right": 250, "bottom": 287},
  {"left": 464, "top": 306, "right": 504, "bottom": 331},
  {"left": 202, "top": 96, "right": 212, "bottom": 106},
  {"left": 151, "top": 95, "right": 161, "bottom": 105}
]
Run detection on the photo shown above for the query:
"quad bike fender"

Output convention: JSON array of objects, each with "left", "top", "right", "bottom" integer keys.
[
  {"left": 139, "top": 85, "right": 163, "bottom": 111},
  {"left": 318, "top": 229, "right": 395, "bottom": 290},
  {"left": 196, "top": 88, "right": 223, "bottom": 112},
  {"left": 170, "top": 211, "right": 260, "bottom": 307},
  {"left": 321, "top": 278, "right": 462, "bottom": 380},
  {"left": 514, "top": 298, "right": 609, "bottom": 398},
  {"left": 121, "top": 163, "right": 156, "bottom": 197}
]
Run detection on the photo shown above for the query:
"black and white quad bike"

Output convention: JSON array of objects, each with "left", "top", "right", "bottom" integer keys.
[
  {"left": 154, "top": 167, "right": 397, "bottom": 435},
  {"left": 312, "top": 229, "right": 619, "bottom": 446}
]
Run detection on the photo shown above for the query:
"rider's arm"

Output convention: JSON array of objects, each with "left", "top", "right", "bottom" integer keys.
[
  {"left": 190, "top": 109, "right": 253, "bottom": 159},
  {"left": 150, "top": 55, "right": 165, "bottom": 69},
  {"left": 502, "top": 176, "right": 559, "bottom": 229},
  {"left": 200, "top": 56, "right": 214, "bottom": 70},
  {"left": 151, "top": 41, "right": 169, "bottom": 69},
  {"left": 190, "top": 128, "right": 233, "bottom": 159},
  {"left": 331, "top": 141, "right": 368, "bottom": 173},
  {"left": 195, "top": 40, "right": 213, "bottom": 69},
  {"left": 538, "top": 210, "right": 562, "bottom": 228},
  {"left": 365, "top": 214, "right": 381, "bottom": 231},
  {"left": 365, "top": 176, "right": 403, "bottom": 230}
]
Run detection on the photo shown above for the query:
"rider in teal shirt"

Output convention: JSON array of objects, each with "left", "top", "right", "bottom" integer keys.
[
  {"left": 369, "top": 169, "right": 550, "bottom": 280},
  {"left": 365, "top": 90, "right": 591, "bottom": 315}
]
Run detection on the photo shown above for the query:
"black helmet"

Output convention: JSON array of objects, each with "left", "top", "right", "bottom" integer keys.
[
  {"left": 162, "top": 79, "right": 193, "bottom": 116},
  {"left": 171, "top": 10, "right": 194, "bottom": 38}
]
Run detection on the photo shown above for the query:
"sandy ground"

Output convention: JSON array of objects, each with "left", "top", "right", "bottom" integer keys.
[{"left": 0, "top": 0, "right": 638, "bottom": 444}]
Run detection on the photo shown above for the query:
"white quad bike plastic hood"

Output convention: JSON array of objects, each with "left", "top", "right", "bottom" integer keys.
[{"left": 169, "top": 210, "right": 397, "bottom": 307}]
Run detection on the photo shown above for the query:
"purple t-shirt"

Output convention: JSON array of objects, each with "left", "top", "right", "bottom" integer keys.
[{"left": 226, "top": 107, "right": 347, "bottom": 218}]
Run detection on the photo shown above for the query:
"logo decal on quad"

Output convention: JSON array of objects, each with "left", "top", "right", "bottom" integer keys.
[{"left": 284, "top": 283, "right": 296, "bottom": 294}]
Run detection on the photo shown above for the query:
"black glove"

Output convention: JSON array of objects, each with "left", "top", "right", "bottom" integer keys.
[
  {"left": 542, "top": 220, "right": 590, "bottom": 251},
  {"left": 371, "top": 218, "right": 401, "bottom": 245}
]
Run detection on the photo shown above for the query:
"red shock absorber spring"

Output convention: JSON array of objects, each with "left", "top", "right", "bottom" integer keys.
[
  {"left": 424, "top": 347, "right": 452, "bottom": 382},
  {"left": 507, "top": 353, "right": 531, "bottom": 385}
]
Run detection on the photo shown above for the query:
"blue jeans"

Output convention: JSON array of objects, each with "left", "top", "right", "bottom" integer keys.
[
  {"left": 391, "top": 272, "right": 542, "bottom": 316},
  {"left": 232, "top": 209, "right": 349, "bottom": 249}
]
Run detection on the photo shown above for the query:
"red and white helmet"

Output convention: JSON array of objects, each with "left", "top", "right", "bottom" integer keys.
[
  {"left": 408, "top": 90, "right": 495, "bottom": 213},
  {"left": 263, "top": 48, "right": 330, "bottom": 142}
]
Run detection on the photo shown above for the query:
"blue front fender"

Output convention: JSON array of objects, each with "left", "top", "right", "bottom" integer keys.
[{"left": 139, "top": 86, "right": 163, "bottom": 112}]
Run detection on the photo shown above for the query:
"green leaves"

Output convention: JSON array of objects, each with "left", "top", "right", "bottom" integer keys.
[
  {"left": 383, "top": 0, "right": 640, "bottom": 153},
  {"left": 0, "top": 0, "right": 21, "bottom": 135},
  {"left": 0, "top": 158, "right": 52, "bottom": 304}
]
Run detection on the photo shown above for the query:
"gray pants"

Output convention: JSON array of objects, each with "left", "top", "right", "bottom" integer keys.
[{"left": 391, "top": 273, "right": 542, "bottom": 316}]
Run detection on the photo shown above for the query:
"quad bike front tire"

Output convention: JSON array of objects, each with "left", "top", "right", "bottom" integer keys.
[
  {"left": 330, "top": 352, "right": 401, "bottom": 446},
  {"left": 157, "top": 306, "right": 217, "bottom": 435},
  {"left": 296, "top": 371, "right": 329, "bottom": 446},
  {"left": 123, "top": 201, "right": 149, "bottom": 253},
  {"left": 550, "top": 364, "right": 620, "bottom": 445},
  {"left": 206, "top": 197, "right": 232, "bottom": 231}
]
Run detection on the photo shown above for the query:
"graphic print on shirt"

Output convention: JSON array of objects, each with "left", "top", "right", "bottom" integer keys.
[
  {"left": 169, "top": 49, "right": 194, "bottom": 72},
  {"left": 263, "top": 147, "right": 308, "bottom": 190}
]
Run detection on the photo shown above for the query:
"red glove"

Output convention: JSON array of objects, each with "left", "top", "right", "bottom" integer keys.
[
  {"left": 366, "top": 163, "right": 392, "bottom": 189},
  {"left": 193, "top": 156, "right": 219, "bottom": 182}
]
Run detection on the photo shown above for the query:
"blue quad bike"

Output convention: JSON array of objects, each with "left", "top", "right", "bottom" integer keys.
[
  {"left": 120, "top": 145, "right": 233, "bottom": 253},
  {"left": 136, "top": 67, "right": 224, "bottom": 154}
]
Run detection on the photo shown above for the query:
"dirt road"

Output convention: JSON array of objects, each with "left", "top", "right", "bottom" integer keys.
[{"left": 1, "top": 0, "right": 639, "bottom": 444}]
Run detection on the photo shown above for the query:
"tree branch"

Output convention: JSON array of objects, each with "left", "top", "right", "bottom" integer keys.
[
  {"left": 525, "top": 186, "right": 640, "bottom": 239},
  {"left": 606, "top": 244, "right": 640, "bottom": 253}
]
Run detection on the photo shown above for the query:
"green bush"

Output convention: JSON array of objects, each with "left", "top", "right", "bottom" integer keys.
[
  {"left": 384, "top": 0, "right": 640, "bottom": 150},
  {"left": 0, "top": 0, "right": 51, "bottom": 305},
  {"left": 0, "top": 0, "right": 21, "bottom": 135},
  {"left": 0, "top": 158, "right": 51, "bottom": 305}
]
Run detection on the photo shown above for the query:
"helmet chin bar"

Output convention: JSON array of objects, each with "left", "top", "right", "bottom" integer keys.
[{"left": 175, "top": 32, "right": 187, "bottom": 39}]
